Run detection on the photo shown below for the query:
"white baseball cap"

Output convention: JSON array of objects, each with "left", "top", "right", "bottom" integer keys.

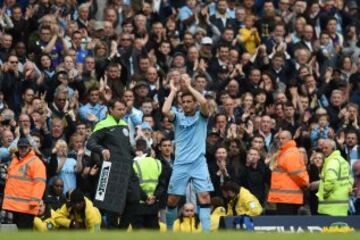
[{"left": 201, "top": 37, "right": 213, "bottom": 45}]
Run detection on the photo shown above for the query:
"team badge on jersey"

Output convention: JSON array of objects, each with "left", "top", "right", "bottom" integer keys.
[{"left": 122, "top": 128, "right": 129, "bottom": 137}]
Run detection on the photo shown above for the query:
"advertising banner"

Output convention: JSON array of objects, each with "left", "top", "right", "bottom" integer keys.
[{"left": 219, "top": 216, "right": 360, "bottom": 232}]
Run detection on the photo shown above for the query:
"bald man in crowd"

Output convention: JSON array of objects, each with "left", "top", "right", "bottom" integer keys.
[{"left": 267, "top": 130, "right": 309, "bottom": 215}]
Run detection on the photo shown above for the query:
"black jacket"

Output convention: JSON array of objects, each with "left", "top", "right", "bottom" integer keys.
[
  {"left": 156, "top": 155, "right": 173, "bottom": 209},
  {"left": 86, "top": 115, "right": 137, "bottom": 214},
  {"left": 241, "top": 162, "right": 271, "bottom": 205},
  {"left": 44, "top": 187, "right": 66, "bottom": 211}
]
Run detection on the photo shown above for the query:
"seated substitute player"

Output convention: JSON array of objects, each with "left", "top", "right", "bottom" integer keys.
[{"left": 162, "top": 73, "right": 214, "bottom": 232}]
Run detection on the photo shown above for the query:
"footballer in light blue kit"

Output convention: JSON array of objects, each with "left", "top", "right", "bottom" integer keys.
[{"left": 162, "top": 73, "right": 213, "bottom": 232}]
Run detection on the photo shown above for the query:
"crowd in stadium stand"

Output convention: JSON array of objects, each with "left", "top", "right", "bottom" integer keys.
[{"left": 0, "top": 0, "right": 360, "bottom": 232}]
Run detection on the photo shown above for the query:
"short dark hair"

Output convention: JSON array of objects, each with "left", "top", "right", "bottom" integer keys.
[
  {"left": 136, "top": 138, "right": 148, "bottom": 152},
  {"left": 71, "top": 30, "right": 82, "bottom": 38},
  {"left": 142, "top": 97, "right": 153, "bottom": 104},
  {"left": 159, "top": 137, "right": 172, "bottom": 146},
  {"left": 181, "top": 91, "right": 196, "bottom": 101},
  {"left": 215, "top": 112, "right": 227, "bottom": 121},
  {"left": 107, "top": 98, "right": 126, "bottom": 109},
  {"left": 11, "top": 4, "right": 22, "bottom": 11},
  {"left": 346, "top": 129, "right": 359, "bottom": 138},
  {"left": 272, "top": 52, "right": 285, "bottom": 60},
  {"left": 218, "top": 43, "right": 230, "bottom": 50},
  {"left": 106, "top": 62, "right": 120, "bottom": 70},
  {"left": 142, "top": 114, "right": 154, "bottom": 121},
  {"left": 122, "top": 18, "right": 133, "bottom": 26},
  {"left": 223, "top": 27, "right": 234, "bottom": 33},
  {"left": 284, "top": 101, "right": 295, "bottom": 108},
  {"left": 87, "top": 86, "right": 100, "bottom": 95},
  {"left": 252, "top": 134, "right": 265, "bottom": 142},
  {"left": 327, "top": 16, "right": 337, "bottom": 24},
  {"left": 40, "top": 53, "right": 52, "bottom": 60},
  {"left": 222, "top": 181, "right": 240, "bottom": 194},
  {"left": 160, "top": 40, "right": 171, "bottom": 45},
  {"left": 194, "top": 73, "right": 208, "bottom": 81}
]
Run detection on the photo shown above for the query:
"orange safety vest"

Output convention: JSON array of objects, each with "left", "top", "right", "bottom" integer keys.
[
  {"left": 2, "top": 150, "right": 46, "bottom": 215},
  {"left": 267, "top": 140, "right": 309, "bottom": 204}
]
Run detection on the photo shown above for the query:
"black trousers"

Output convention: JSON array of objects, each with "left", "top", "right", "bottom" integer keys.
[
  {"left": 12, "top": 212, "right": 35, "bottom": 229},
  {"left": 105, "top": 202, "right": 138, "bottom": 229},
  {"left": 119, "top": 202, "right": 138, "bottom": 230},
  {"left": 132, "top": 214, "right": 159, "bottom": 230},
  {"left": 276, "top": 203, "right": 300, "bottom": 215}
]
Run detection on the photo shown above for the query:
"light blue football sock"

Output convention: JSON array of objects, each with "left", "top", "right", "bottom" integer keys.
[
  {"left": 166, "top": 206, "right": 177, "bottom": 231},
  {"left": 199, "top": 205, "right": 211, "bottom": 232}
]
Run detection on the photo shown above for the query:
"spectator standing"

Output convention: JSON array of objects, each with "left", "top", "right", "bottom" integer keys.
[
  {"left": 156, "top": 138, "right": 174, "bottom": 222},
  {"left": 308, "top": 151, "right": 324, "bottom": 215},
  {"left": 317, "top": 139, "right": 353, "bottom": 216},
  {"left": 48, "top": 139, "right": 82, "bottom": 194},
  {"left": 242, "top": 147, "right": 270, "bottom": 205},
  {"left": 267, "top": 130, "right": 309, "bottom": 215},
  {"left": 131, "top": 143, "right": 166, "bottom": 230},
  {"left": 209, "top": 146, "right": 231, "bottom": 198},
  {"left": 78, "top": 87, "right": 107, "bottom": 124}
]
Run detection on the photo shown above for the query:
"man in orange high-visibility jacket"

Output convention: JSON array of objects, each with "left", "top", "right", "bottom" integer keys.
[
  {"left": 267, "top": 130, "right": 309, "bottom": 215},
  {"left": 2, "top": 138, "right": 46, "bottom": 229}
]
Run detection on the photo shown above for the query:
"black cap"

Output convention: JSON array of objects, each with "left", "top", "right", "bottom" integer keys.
[
  {"left": 17, "top": 138, "right": 30, "bottom": 147},
  {"left": 207, "top": 128, "right": 221, "bottom": 137},
  {"left": 173, "top": 52, "right": 185, "bottom": 58},
  {"left": 70, "top": 189, "right": 85, "bottom": 205}
]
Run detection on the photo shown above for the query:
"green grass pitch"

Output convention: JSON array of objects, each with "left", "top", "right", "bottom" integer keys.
[{"left": 0, "top": 231, "right": 359, "bottom": 240}]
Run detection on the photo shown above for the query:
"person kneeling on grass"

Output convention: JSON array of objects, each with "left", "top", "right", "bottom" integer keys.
[
  {"left": 52, "top": 189, "right": 101, "bottom": 231},
  {"left": 173, "top": 203, "right": 202, "bottom": 233},
  {"left": 34, "top": 200, "right": 59, "bottom": 232},
  {"left": 222, "top": 181, "right": 263, "bottom": 216}
]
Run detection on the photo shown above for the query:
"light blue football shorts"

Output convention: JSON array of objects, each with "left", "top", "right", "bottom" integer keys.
[{"left": 167, "top": 158, "right": 214, "bottom": 195}]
